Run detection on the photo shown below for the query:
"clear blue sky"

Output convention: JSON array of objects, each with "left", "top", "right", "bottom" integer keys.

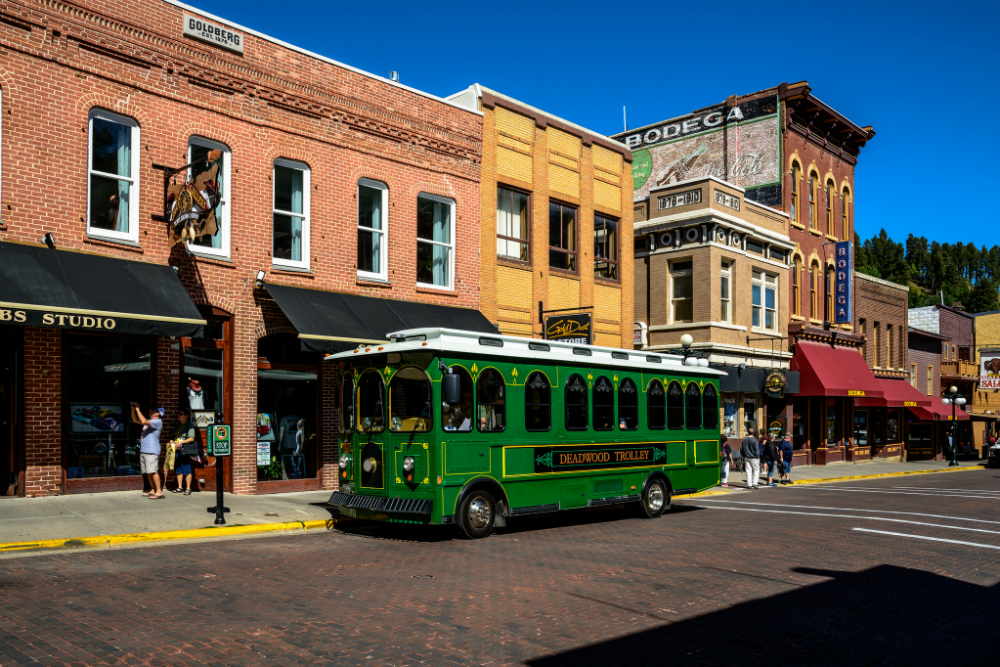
[{"left": 191, "top": 0, "right": 997, "bottom": 247}]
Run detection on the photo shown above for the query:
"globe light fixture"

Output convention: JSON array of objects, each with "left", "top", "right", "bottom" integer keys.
[{"left": 941, "top": 386, "right": 966, "bottom": 467}]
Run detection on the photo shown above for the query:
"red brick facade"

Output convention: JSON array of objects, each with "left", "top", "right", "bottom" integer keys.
[{"left": 0, "top": 0, "right": 483, "bottom": 496}]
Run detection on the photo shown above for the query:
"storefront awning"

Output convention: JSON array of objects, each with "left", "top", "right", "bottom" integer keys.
[
  {"left": 910, "top": 400, "right": 971, "bottom": 422},
  {"left": 790, "top": 340, "right": 885, "bottom": 399},
  {"left": 855, "top": 378, "right": 933, "bottom": 408},
  {"left": 265, "top": 284, "right": 498, "bottom": 353},
  {"left": 0, "top": 241, "right": 206, "bottom": 337}
]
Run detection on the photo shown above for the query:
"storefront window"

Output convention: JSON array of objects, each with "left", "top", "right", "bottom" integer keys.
[
  {"left": 183, "top": 347, "right": 223, "bottom": 428},
  {"left": 826, "top": 398, "right": 838, "bottom": 444},
  {"left": 722, "top": 395, "right": 738, "bottom": 439},
  {"left": 886, "top": 409, "right": 900, "bottom": 442},
  {"left": 854, "top": 410, "right": 869, "bottom": 447},
  {"left": 65, "top": 334, "right": 152, "bottom": 478},
  {"left": 792, "top": 397, "right": 806, "bottom": 449},
  {"left": 743, "top": 396, "right": 757, "bottom": 436}
]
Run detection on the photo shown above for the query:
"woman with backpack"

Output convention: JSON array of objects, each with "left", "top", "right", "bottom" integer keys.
[{"left": 762, "top": 434, "right": 780, "bottom": 487}]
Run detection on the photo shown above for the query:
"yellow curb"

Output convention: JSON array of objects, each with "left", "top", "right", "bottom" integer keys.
[
  {"left": 0, "top": 518, "right": 335, "bottom": 555},
  {"left": 673, "top": 489, "right": 734, "bottom": 500}
]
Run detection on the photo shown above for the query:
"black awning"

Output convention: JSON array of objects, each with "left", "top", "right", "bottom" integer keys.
[
  {"left": 0, "top": 242, "right": 206, "bottom": 337},
  {"left": 265, "top": 284, "right": 498, "bottom": 353}
]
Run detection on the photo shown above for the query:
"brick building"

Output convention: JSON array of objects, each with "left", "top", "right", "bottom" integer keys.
[
  {"left": 906, "top": 327, "right": 950, "bottom": 459},
  {"left": 447, "top": 85, "right": 634, "bottom": 348},
  {"left": 615, "top": 82, "right": 880, "bottom": 465},
  {"left": 0, "top": 0, "right": 491, "bottom": 497},
  {"left": 632, "top": 176, "right": 794, "bottom": 445}
]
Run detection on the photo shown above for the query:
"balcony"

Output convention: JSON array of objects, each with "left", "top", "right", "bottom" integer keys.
[{"left": 940, "top": 361, "right": 978, "bottom": 380}]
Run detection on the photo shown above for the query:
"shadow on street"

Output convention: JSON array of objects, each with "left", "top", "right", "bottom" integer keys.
[{"left": 526, "top": 565, "right": 999, "bottom": 667}]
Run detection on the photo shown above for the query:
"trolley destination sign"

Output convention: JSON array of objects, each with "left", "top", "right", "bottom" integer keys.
[{"left": 534, "top": 444, "right": 667, "bottom": 474}]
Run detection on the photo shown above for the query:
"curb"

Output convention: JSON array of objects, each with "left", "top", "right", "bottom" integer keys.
[
  {"left": 0, "top": 519, "right": 335, "bottom": 555},
  {"left": 673, "top": 464, "right": 986, "bottom": 499}
]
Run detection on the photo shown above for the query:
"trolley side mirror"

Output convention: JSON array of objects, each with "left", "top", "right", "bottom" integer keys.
[{"left": 442, "top": 373, "right": 461, "bottom": 405}]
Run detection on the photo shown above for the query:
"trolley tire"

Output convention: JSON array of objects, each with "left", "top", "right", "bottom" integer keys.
[
  {"left": 457, "top": 489, "right": 496, "bottom": 539},
  {"left": 635, "top": 478, "right": 669, "bottom": 519}
]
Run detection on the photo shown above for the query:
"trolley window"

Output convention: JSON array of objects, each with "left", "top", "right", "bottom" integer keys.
[
  {"left": 565, "top": 373, "right": 588, "bottom": 431},
  {"left": 703, "top": 384, "right": 719, "bottom": 430},
  {"left": 685, "top": 382, "right": 702, "bottom": 430},
  {"left": 667, "top": 381, "right": 684, "bottom": 430},
  {"left": 442, "top": 366, "right": 474, "bottom": 432},
  {"left": 593, "top": 376, "right": 614, "bottom": 431},
  {"left": 356, "top": 369, "right": 385, "bottom": 434},
  {"left": 524, "top": 371, "right": 551, "bottom": 432},
  {"left": 476, "top": 368, "right": 506, "bottom": 432},
  {"left": 618, "top": 378, "right": 638, "bottom": 430},
  {"left": 340, "top": 374, "right": 355, "bottom": 433},
  {"left": 647, "top": 379, "right": 665, "bottom": 430},
  {"left": 388, "top": 367, "right": 432, "bottom": 432}
]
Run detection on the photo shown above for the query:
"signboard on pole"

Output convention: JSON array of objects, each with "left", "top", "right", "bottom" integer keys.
[
  {"left": 980, "top": 351, "right": 1000, "bottom": 389},
  {"left": 834, "top": 240, "right": 853, "bottom": 324},
  {"left": 545, "top": 313, "right": 592, "bottom": 345},
  {"left": 208, "top": 423, "right": 231, "bottom": 456}
]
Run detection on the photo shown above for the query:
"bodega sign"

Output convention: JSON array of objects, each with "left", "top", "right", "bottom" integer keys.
[{"left": 183, "top": 13, "right": 244, "bottom": 54}]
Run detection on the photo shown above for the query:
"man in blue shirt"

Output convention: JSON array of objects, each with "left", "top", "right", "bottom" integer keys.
[
  {"left": 779, "top": 434, "right": 794, "bottom": 485},
  {"left": 133, "top": 403, "right": 164, "bottom": 499}
]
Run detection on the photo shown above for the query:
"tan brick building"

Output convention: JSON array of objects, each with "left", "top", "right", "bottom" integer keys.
[
  {"left": 0, "top": 0, "right": 490, "bottom": 497},
  {"left": 447, "top": 86, "right": 634, "bottom": 348}
]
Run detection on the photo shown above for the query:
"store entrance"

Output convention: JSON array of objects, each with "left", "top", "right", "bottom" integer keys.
[
  {"left": 0, "top": 327, "right": 22, "bottom": 497},
  {"left": 908, "top": 423, "right": 934, "bottom": 460},
  {"left": 181, "top": 309, "right": 232, "bottom": 492}
]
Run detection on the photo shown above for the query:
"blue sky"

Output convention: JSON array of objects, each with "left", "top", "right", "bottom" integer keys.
[{"left": 191, "top": 0, "right": 997, "bottom": 246}]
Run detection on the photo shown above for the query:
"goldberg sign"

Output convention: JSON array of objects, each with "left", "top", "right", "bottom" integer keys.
[
  {"left": 183, "top": 14, "right": 244, "bottom": 53},
  {"left": 834, "top": 240, "right": 853, "bottom": 324}
]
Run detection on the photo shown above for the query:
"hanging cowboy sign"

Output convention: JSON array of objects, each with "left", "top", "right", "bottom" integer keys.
[{"left": 166, "top": 150, "right": 224, "bottom": 247}]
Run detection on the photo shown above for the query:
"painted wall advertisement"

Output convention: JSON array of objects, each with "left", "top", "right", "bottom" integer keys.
[
  {"left": 618, "top": 97, "right": 781, "bottom": 206},
  {"left": 834, "top": 241, "right": 853, "bottom": 324},
  {"left": 980, "top": 352, "right": 1000, "bottom": 389}
]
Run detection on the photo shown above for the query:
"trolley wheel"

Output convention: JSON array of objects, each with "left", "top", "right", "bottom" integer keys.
[
  {"left": 635, "top": 478, "right": 669, "bottom": 519},
  {"left": 457, "top": 489, "right": 496, "bottom": 539}
]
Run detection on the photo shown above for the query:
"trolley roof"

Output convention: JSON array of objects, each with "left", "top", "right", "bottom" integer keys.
[{"left": 325, "top": 327, "right": 725, "bottom": 377}]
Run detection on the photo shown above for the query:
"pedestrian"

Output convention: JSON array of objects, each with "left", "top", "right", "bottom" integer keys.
[
  {"left": 762, "top": 434, "right": 780, "bottom": 487},
  {"left": 779, "top": 434, "right": 794, "bottom": 485},
  {"left": 170, "top": 408, "right": 197, "bottom": 496},
  {"left": 132, "top": 403, "right": 165, "bottom": 499},
  {"left": 720, "top": 435, "right": 733, "bottom": 488},
  {"left": 741, "top": 426, "right": 761, "bottom": 489}
]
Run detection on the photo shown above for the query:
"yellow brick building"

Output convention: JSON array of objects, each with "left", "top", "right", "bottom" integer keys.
[
  {"left": 447, "top": 85, "right": 634, "bottom": 347},
  {"left": 972, "top": 310, "right": 1000, "bottom": 445}
]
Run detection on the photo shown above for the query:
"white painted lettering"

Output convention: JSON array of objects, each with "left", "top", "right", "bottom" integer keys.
[
  {"left": 663, "top": 124, "right": 680, "bottom": 138},
  {"left": 643, "top": 129, "right": 661, "bottom": 144},
  {"left": 727, "top": 107, "right": 745, "bottom": 121},
  {"left": 682, "top": 118, "right": 701, "bottom": 133},
  {"left": 703, "top": 112, "right": 723, "bottom": 127},
  {"left": 625, "top": 135, "right": 641, "bottom": 149}
]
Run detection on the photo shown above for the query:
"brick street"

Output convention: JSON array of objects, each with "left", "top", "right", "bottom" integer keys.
[{"left": 2, "top": 471, "right": 999, "bottom": 666}]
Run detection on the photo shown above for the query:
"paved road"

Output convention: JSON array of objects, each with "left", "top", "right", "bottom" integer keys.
[{"left": 2, "top": 471, "right": 999, "bottom": 666}]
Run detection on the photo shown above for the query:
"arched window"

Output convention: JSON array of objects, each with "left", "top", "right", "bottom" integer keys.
[
  {"left": 476, "top": 369, "right": 506, "bottom": 432},
  {"left": 667, "top": 381, "right": 684, "bottom": 430},
  {"left": 340, "top": 374, "right": 355, "bottom": 434},
  {"left": 703, "top": 384, "right": 719, "bottom": 429},
  {"left": 825, "top": 180, "right": 834, "bottom": 237},
  {"left": 792, "top": 257, "right": 801, "bottom": 317},
  {"left": 442, "top": 366, "right": 473, "bottom": 432},
  {"left": 809, "top": 172, "right": 817, "bottom": 230},
  {"left": 647, "top": 380, "right": 665, "bottom": 430},
  {"left": 618, "top": 379, "right": 638, "bottom": 430},
  {"left": 389, "top": 367, "right": 432, "bottom": 432},
  {"left": 356, "top": 369, "right": 385, "bottom": 433},
  {"left": 790, "top": 163, "right": 799, "bottom": 223},
  {"left": 593, "top": 376, "right": 614, "bottom": 431},
  {"left": 524, "top": 371, "right": 551, "bottom": 432},
  {"left": 565, "top": 373, "right": 588, "bottom": 430},
  {"left": 685, "top": 382, "right": 702, "bottom": 430},
  {"left": 810, "top": 262, "right": 819, "bottom": 318},
  {"left": 842, "top": 187, "right": 850, "bottom": 239},
  {"left": 825, "top": 266, "right": 835, "bottom": 323}
]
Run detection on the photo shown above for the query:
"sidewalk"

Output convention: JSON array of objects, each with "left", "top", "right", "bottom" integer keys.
[{"left": 0, "top": 489, "right": 335, "bottom": 546}]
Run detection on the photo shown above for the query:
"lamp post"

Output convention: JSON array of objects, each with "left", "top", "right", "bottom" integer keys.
[
  {"left": 665, "top": 333, "right": 711, "bottom": 368},
  {"left": 941, "top": 385, "right": 966, "bottom": 467}
]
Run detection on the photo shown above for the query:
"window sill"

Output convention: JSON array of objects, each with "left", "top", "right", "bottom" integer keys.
[
  {"left": 271, "top": 264, "right": 313, "bottom": 275},
  {"left": 415, "top": 284, "right": 457, "bottom": 296},
  {"left": 188, "top": 251, "right": 235, "bottom": 266},
  {"left": 497, "top": 257, "right": 533, "bottom": 271},
  {"left": 790, "top": 222, "right": 805, "bottom": 230},
  {"left": 809, "top": 319, "right": 823, "bottom": 325},
  {"left": 790, "top": 315, "right": 806, "bottom": 322},
  {"left": 356, "top": 276, "right": 391, "bottom": 288},
  {"left": 594, "top": 276, "right": 621, "bottom": 288},
  {"left": 547, "top": 268, "right": 580, "bottom": 281},
  {"left": 825, "top": 234, "right": 839, "bottom": 242},
  {"left": 85, "top": 233, "right": 143, "bottom": 250},
  {"left": 751, "top": 328, "right": 783, "bottom": 337},
  {"left": 808, "top": 228, "right": 822, "bottom": 236}
]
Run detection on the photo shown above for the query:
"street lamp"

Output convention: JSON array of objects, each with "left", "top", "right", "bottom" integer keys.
[
  {"left": 941, "top": 385, "right": 967, "bottom": 467},
  {"left": 664, "top": 333, "right": 711, "bottom": 368}
]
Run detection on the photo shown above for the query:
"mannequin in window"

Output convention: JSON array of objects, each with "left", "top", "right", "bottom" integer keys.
[{"left": 186, "top": 379, "right": 204, "bottom": 410}]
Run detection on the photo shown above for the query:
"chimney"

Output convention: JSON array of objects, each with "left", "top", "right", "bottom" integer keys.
[{"left": 388, "top": 71, "right": 399, "bottom": 83}]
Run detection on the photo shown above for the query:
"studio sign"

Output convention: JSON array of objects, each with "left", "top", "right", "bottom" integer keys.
[{"left": 0, "top": 308, "right": 117, "bottom": 330}]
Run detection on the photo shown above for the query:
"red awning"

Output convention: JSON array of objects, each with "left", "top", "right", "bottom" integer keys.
[
  {"left": 855, "top": 378, "right": 933, "bottom": 408},
  {"left": 791, "top": 340, "right": 885, "bottom": 399},
  {"left": 909, "top": 400, "right": 971, "bottom": 421}
]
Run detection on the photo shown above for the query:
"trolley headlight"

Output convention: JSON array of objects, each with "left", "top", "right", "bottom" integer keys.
[
  {"left": 403, "top": 456, "right": 415, "bottom": 473},
  {"left": 363, "top": 457, "right": 378, "bottom": 473},
  {"left": 339, "top": 454, "right": 351, "bottom": 469}
]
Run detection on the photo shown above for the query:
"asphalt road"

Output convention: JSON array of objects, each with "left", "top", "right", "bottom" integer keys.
[{"left": 1, "top": 470, "right": 999, "bottom": 667}]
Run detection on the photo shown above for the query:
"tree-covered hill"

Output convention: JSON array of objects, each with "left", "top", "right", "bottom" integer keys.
[{"left": 854, "top": 231, "right": 1000, "bottom": 312}]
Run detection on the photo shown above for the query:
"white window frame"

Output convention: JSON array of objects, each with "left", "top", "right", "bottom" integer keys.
[
  {"left": 720, "top": 260, "right": 732, "bottom": 324},
  {"left": 86, "top": 108, "right": 140, "bottom": 244},
  {"left": 357, "top": 178, "right": 389, "bottom": 282},
  {"left": 416, "top": 192, "right": 456, "bottom": 291},
  {"left": 271, "top": 158, "right": 310, "bottom": 271},
  {"left": 669, "top": 260, "right": 693, "bottom": 324},
  {"left": 185, "top": 136, "right": 231, "bottom": 259},
  {"left": 752, "top": 269, "right": 778, "bottom": 332}
]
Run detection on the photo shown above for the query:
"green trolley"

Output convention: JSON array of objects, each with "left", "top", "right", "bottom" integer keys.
[{"left": 327, "top": 328, "right": 724, "bottom": 538}]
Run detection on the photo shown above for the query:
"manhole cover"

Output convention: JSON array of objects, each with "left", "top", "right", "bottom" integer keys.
[{"left": 412, "top": 575, "right": 434, "bottom": 579}]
